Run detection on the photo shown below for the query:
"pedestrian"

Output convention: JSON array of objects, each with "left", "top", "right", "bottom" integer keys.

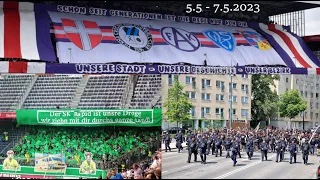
[
  {"left": 215, "top": 136, "right": 222, "bottom": 157},
  {"left": 275, "top": 140, "right": 282, "bottom": 163},
  {"left": 174, "top": 131, "right": 184, "bottom": 153},
  {"left": 187, "top": 138, "right": 198, "bottom": 163},
  {"left": 260, "top": 140, "right": 268, "bottom": 161},
  {"left": 199, "top": 135, "right": 207, "bottom": 164},
  {"left": 163, "top": 132, "right": 171, "bottom": 152},
  {"left": 246, "top": 136, "right": 254, "bottom": 160},
  {"left": 288, "top": 140, "right": 297, "bottom": 164},
  {"left": 231, "top": 139, "right": 238, "bottom": 166},
  {"left": 225, "top": 137, "right": 232, "bottom": 159},
  {"left": 302, "top": 139, "right": 311, "bottom": 165}
]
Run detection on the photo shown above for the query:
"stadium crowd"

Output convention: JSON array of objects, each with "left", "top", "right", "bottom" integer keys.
[
  {"left": 8, "top": 126, "right": 160, "bottom": 169},
  {"left": 104, "top": 149, "right": 162, "bottom": 179}
]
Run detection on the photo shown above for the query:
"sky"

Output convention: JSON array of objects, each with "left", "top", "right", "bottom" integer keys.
[{"left": 305, "top": 7, "right": 320, "bottom": 36}]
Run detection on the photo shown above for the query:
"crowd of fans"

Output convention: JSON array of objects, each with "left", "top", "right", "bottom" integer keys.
[
  {"left": 104, "top": 149, "right": 162, "bottom": 179},
  {"left": 9, "top": 126, "right": 160, "bottom": 169}
]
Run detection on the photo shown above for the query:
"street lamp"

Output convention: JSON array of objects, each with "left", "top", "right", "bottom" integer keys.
[{"left": 229, "top": 59, "right": 234, "bottom": 129}]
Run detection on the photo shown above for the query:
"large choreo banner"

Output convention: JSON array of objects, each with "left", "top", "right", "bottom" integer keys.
[
  {"left": 0, "top": 2, "right": 56, "bottom": 62},
  {"left": 16, "top": 109, "right": 162, "bottom": 127},
  {"left": 48, "top": 10, "right": 286, "bottom": 66}
]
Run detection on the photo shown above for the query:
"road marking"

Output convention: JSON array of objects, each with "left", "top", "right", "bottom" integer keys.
[
  {"left": 214, "top": 154, "right": 276, "bottom": 179},
  {"left": 162, "top": 171, "right": 168, "bottom": 173},
  {"left": 182, "top": 164, "right": 196, "bottom": 168},
  {"left": 162, "top": 154, "right": 185, "bottom": 160}
]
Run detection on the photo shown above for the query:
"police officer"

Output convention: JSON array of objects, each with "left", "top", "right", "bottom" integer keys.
[
  {"left": 260, "top": 140, "right": 269, "bottom": 161},
  {"left": 215, "top": 136, "right": 223, "bottom": 157},
  {"left": 199, "top": 135, "right": 207, "bottom": 164},
  {"left": 246, "top": 136, "right": 254, "bottom": 160},
  {"left": 164, "top": 132, "right": 171, "bottom": 152},
  {"left": 280, "top": 138, "right": 286, "bottom": 161},
  {"left": 225, "top": 137, "right": 232, "bottom": 158},
  {"left": 231, "top": 139, "right": 239, "bottom": 166},
  {"left": 206, "top": 133, "right": 213, "bottom": 156},
  {"left": 187, "top": 138, "right": 198, "bottom": 163},
  {"left": 270, "top": 136, "right": 276, "bottom": 153},
  {"left": 211, "top": 133, "right": 217, "bottom": 155},
  {"left": 186, "top": 131, "right": 194, "bottom": 147},
  {"left": 236, "top": 137, "right": 242, "bottom": 158},
  {"left": 240, "top": 134, "right": 246, "bottom": 152},
  {"left": 275, "top": 139, "right": 282, "bottom": 163},
  {"left": 175, "top": 131, "right": 184, "bottom": 153},
  {"left": 302, "top": 139, "right": 311, "bottom": 165},
  {"left": 288, "top": 140, "right": 297, "bottom": 164}
]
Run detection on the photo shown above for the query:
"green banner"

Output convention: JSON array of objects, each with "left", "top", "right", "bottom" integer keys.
[
  {"left": 16, "top": 109, "right": 162, "bottom": 127},
  {"left": 0, "top": 165, "right": 106, "bottom": 178}
]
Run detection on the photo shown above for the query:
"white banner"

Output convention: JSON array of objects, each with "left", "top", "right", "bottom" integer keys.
[{"left": 48, "top": 11, "right": 285, "bottom": 66}]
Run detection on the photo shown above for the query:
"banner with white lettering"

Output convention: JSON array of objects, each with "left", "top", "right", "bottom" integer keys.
[{"left": 44, "top": 4, "right": 286, "bottom": 66}]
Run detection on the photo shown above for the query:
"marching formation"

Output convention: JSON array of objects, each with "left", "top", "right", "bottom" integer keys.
[{"left": 163, "top": 127, "right": 318, "bottom": 167}]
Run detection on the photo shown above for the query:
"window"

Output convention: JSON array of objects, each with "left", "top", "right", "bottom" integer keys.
[
  {"left": 188, "top": 92, "right": 196, "bottom": 99},
  {"left": 311, "top": 93, "right": 314, "bottom": 98},
  {"left": 168, "top": 74, "right": 173, "bottom": 85},
  {"left": 215, "top": 108, "right": 224, "bottom": 114},
  {"left": 201, "top": 93, "right": 211, "bottom": 100},
  {"left": 286, "top": 77, "right": 289, "bottom": 83},
  {"left": 300, "top": 91, "right": 303, "bottom": 96},
  {"left": 316, "top": 113, "right": 319, "bottom": 119},
  {"left": 190, "top": 107, "right": 196, "bottom": 117},
  {"left": 241, "top": 109, "right": 248, "bottom": 117},
  {"left": 241, "top": 74, "right": 248, "bottom": 78},
  {"left": 229, "top": 83, "right": 237, "bottom": 89},
  {"left": 286, "top": 88, "right": 288, "bottom": 91},
  {"left": 232, "top": 96, "right": 237, "bottom": 102},
  {"left": 241, "top": 84, "right": 248, "bottom": 91},
  {"left": 317, "top": 84, "right": 320, "bottom": 89},
  {"left": 202, "top": 79, "right": 211, "bottom": 89},
  {"left": 305, "top": 92, "right": 308, "bottom": 98},
  {"left": 206, "top": 79, "right": 211, "bottom": 86},
  {"left": 216, "top": 81, "right": 225, "bottom": 88},
  {"left": 229, "top": 109, "right": 236, "bottom": 115},
  {"left": 216, "top": 94, "right": 224, "bottom": 101},
  {"left": 316, "top": 103, "right": 319, "bottom": 109},
  {"left": 241, "top": 96, "right": 249, "bottom": 104},
  {"left": 201, "top": 107, "right": 211, "bottom": 117},
  {"left": 296, "top": 79, "right": 298, "bottom": 84},
  {"left": 310, "top": 112, "right": 313, "bottom": 119},
  {"left": 316, "top": 93, "right": 319, "bottom": 98},
  {"left": 186, "top": 76, "right": 191, "bottom": 84}
]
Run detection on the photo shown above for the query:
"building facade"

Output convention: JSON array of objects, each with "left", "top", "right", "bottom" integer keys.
[
  {"left": 162, "top": 74, "right": 252, "bottom": 130},
  {"left": 272, "top": 75, "right": 320, "bottom": 129}
]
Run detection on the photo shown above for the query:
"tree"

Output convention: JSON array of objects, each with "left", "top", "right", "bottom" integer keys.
[
  {"left": 163, "top": 76, "right": 194, "bottom": 127},
  {"left": 278, "top": 89, "right": 307, "bottom": 129},
  {"left": 251, "top": 75, "right": 280, "bottom": 127}
]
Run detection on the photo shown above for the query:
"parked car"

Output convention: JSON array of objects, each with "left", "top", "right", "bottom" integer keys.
[
  {"left": 168, "top": 127, "right": 185, "bottom": 134},
  {"left": 317, "top": 165, "right": 320, "bottom": 179}
]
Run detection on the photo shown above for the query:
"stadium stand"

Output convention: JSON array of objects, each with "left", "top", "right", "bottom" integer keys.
[
  {"left": 0, "top": 74, "right": 162, "bottom": 112},
  {"left": 0, "top": 73, "right": 162, "bottom": 174}
]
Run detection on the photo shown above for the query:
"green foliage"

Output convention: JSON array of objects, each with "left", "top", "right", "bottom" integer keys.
[
  {"left": 278, "top": 89, "right": 307, "bottom": 120},
  {"left": 163, "top": 76, "right": 194, "bottom": 123},
  {"left": 251, "top": 75, "right": 280, "bottom": 125}
]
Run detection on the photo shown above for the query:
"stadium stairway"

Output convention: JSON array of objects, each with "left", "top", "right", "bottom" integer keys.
[
  {"left": 17, "top": 75, "right": 38, "bottom": 110},
  {"left": 69, "top": 75, "right": 89, "bottom": 109}
]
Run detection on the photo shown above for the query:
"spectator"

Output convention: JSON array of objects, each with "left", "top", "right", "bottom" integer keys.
[
  {"left": 110, "top": 169, "right": 124, "bottom": 179},
  {"left": 133, "top": 163, "right": 143, "bottom": 178},
  {"left": 150, "top": 156, "right": 159, "bottom": 169}
]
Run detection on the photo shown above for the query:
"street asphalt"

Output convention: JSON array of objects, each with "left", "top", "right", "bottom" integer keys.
[{"left": 162, "top": 140, "right": 319, "bottom": 179}]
